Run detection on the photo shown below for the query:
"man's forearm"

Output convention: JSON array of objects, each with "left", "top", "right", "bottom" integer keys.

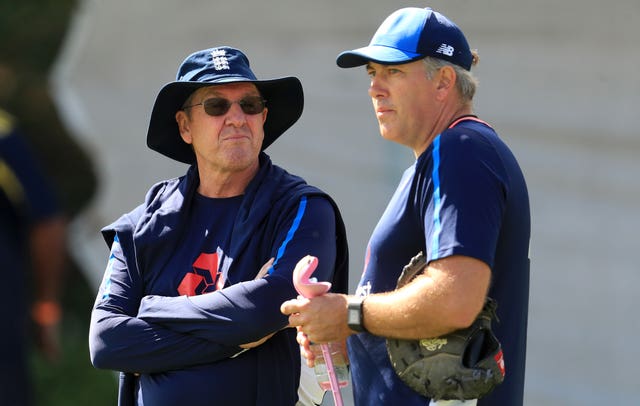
[
  {"left": 30, "top": 216, "right": 67, "bottom": 327},
  {"left": 31, "top": 217, "right": 67, "bottom": 299},
  {"left": 362, "top": 256, "right": 490, "bottom": 339},
  {"left": 138, "top": 276, "right": 294, "bottom": 346},
  {"left": 89, "top": 308, "right": 239, "bottom": 373}
]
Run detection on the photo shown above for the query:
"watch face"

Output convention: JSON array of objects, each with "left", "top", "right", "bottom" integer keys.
[{"left": 348, "top": 299, "right": 364, "bottom": 331}]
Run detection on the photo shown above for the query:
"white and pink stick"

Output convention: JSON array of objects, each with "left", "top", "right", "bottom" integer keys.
[{"left": 292, "top": 256, "right": 343, "bottom": 406}]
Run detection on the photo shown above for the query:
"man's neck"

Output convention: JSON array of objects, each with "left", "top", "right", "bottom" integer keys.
[
  {"left": 196, "top": 161, "right": 259, "bottom": 198},
  {"left": 413, "top": 105, "right": 474, "bottom": 158}
]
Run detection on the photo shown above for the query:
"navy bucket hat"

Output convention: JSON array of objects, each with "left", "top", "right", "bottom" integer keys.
[
  {"left": 336, "top": 7, "right": 472, "bottom": 71},
  {"left": 147, "top": 46, "right": 304, "bottom": 164}
]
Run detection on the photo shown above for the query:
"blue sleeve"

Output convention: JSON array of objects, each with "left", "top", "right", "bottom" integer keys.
[
  {"left": 424, "top": 133, "right": 505, "bottom": 266},
  {"left": 89, "top": 234, "right": 240, "bottom": 374},
  {"left": 137, "top": 196, "right": 337, "bottom": 344}
]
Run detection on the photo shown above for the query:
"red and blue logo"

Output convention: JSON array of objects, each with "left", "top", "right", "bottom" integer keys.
[{"left": 178, "top": 251, "right": 229, "bottom": 296}]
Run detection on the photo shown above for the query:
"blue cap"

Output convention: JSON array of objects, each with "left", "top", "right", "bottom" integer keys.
[
  {"left": 337, "top": 7, "right": 472, "bottom": 70},
  {"left": 147, "top": 46, "right": 304, "bottom": 164}
]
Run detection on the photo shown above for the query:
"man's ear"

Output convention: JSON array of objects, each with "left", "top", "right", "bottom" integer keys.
[
  {"left": 175, "top": 110, "right": 192, "bottom": 144},
  {"left": 435, "top": 66, "right": 456, "bottom": 100}
]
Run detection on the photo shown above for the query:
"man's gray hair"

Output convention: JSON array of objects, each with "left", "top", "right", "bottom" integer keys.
[{"left": 422, "top": 57, "right": 478, "bottom": 102}]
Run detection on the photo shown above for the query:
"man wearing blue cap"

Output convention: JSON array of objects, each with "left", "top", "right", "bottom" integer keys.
[
  {"left": 282, "top": 7, "right": 530, "bottom": 406},
  {"left": 89, "top": 46, "right": 348, "bottom": 406}
]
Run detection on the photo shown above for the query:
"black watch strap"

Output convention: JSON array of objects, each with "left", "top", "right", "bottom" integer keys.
[{"left": 347, "top": 296, "right": 367, "bottom": 332}]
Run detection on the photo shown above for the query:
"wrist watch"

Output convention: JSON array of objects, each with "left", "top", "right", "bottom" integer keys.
[{"left": 347, "top": 296, "right": 367, "bottom": 332}]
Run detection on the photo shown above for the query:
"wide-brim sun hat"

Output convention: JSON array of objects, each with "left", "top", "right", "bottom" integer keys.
[
  {"left": 336, "top": 7, "right": 472, "bottom": 71},
  {"left": 147, "top": 46, "right": 303, "bottom": 164}
]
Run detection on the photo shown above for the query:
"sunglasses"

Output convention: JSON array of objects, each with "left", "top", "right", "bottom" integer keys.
[{"left": 183, "top": 96, "right": 266, "bottom": 116}]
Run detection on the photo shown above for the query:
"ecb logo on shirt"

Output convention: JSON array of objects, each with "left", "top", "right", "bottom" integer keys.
[{"left": 178, "top": 248, "right": 232, "bottom": 296}]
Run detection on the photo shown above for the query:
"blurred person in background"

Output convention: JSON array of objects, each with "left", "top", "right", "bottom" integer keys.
[
  {"left": 0, "top": 106, "right": 67, "bottom": 406},
  {"left": 1, "top": 1, "right": 101, "bottom": 403}
]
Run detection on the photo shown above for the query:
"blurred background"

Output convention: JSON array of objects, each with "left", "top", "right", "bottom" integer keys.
[{"left": 2, "top": 0, "right": 638, "bottom": 405}]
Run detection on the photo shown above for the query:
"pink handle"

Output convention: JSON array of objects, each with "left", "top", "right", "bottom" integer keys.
[
  {"left": 292, "top": 256, "right": 343, "bottom": 406},
  {"left": 292, "top": 255, "right": 332, "bottom": 298}
]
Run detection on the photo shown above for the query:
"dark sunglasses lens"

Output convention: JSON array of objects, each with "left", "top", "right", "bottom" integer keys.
[
  {"left": 202, "top": 98, "right": 232, "bottom": 116},
  {"left": 239, "top": 97, "right": 265, "bottom": 114},
  {"left": 201, "top": 97, "right": 265, "bottom": 116}
]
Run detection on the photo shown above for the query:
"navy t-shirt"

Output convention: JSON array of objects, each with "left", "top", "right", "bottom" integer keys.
[{"left": 348, "top": 117, "right": 530, "bottom": 406}]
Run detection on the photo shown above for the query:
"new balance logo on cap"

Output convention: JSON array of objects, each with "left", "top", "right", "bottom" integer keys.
[{"left": 436, "top": 44, "right": 454, "bottom": 57}]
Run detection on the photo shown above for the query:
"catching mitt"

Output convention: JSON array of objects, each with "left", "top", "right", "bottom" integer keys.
[{"left": 386, "top": 252, "right": 505, "bottom": 401}]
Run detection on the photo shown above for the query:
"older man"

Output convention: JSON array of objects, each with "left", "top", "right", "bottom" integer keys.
[{"left": 89, "top": 46, "right": 348, "bottom": 406}]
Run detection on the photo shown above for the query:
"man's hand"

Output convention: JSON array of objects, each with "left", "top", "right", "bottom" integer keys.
[
  {"left": 295, "top": 330, "right": 349, "bottom": 368},
  {"left": 255, "top": 257, "right": 275, "bottom": 279},
  {"left": 280, "top": 293, "right": 351, "bottom": 343},
  {"left": 295, "top": 329, "right": 316, "bottom": 367}
]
